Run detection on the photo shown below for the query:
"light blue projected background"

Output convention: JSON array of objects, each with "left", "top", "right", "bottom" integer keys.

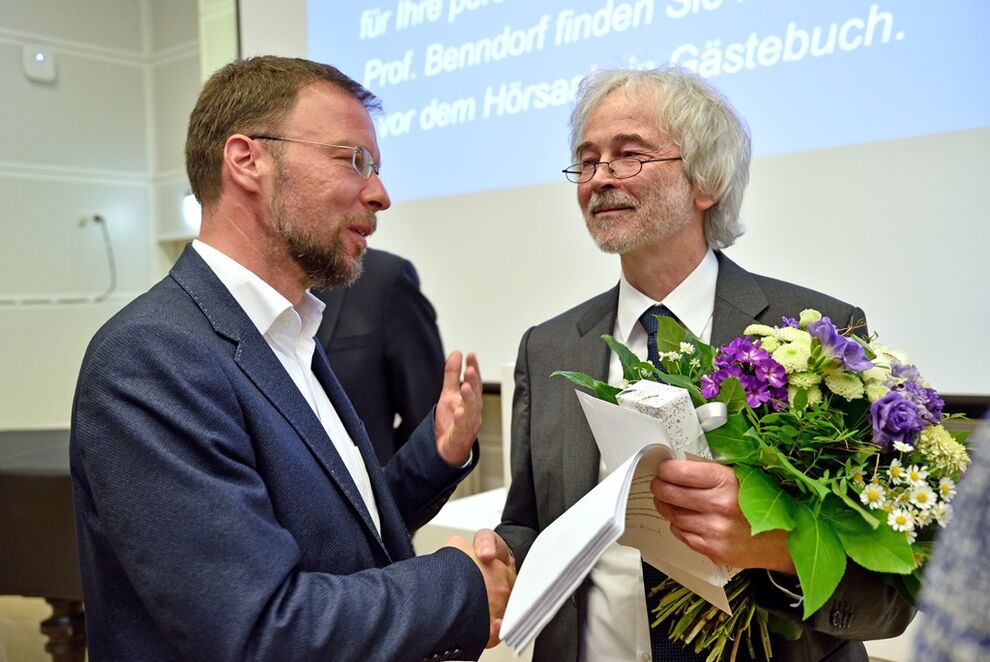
[{"left": 308, "top": 0, "right": 990, "bottom": 202}]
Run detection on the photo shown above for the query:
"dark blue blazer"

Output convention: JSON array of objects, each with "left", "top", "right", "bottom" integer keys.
[{"left": 70, "top": 246, "right": 488, "bottom": 662}]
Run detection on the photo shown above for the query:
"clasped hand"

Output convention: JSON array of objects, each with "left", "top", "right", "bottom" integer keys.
[
  {"left": 650, "top": 459, "right": 796, "bottom": 575},
  {"left": 446, "top": 529, "right": 517, "bottom": 648}
]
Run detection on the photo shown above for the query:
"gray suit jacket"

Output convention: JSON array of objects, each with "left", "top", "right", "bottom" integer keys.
[{"left": 496, "top": 252, "right": 914, "bottom": 662}]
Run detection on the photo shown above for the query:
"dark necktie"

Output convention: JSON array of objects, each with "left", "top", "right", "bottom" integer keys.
[{"left": 638, "top": 305, "right": 706, "bottom": 661}]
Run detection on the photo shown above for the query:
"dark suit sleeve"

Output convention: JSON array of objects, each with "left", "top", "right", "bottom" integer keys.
[
  {"left": 495, "top": 327, "right": 541, "bottom": 565},
  {"left": 386, "top": 410, "right": 481, "bottom": 533},
  {"left": 384, "top": 259, "right": 446, "bottom": 448},
  {"left": 71, "top": 321, "right": 487, "bottom": 662}
]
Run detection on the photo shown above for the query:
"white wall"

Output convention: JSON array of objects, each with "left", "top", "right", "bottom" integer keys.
[{"left": 0, "top": 0, "right": 200, "bottom": 430}]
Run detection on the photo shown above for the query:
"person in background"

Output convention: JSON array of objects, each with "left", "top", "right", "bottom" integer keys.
[
  {"left": 495, "top": 66, "right": 913, "bottom": 661},
  {"left": 70, "top": 56, "right": 514, "bottom": 662},
  {"left": 913, "top": 416, "right": 990, "bottom": 662},
  {"left": 315, "top": 248, "right": 446, "bottom": 465}
]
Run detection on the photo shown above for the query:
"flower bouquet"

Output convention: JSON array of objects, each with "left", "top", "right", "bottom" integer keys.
[{"left": 554, "top": 309, "right": 970, "bottom": 661}]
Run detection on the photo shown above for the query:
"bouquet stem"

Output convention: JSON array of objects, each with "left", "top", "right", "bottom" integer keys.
[{"left": 648, "top": 573, "right": 771, "bottom": 662}]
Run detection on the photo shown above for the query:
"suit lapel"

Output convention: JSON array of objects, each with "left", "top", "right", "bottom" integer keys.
[
  {"left": 562, "top": 287, "right": 618, "bottom": 511},
  {"left": 312, "top": 344, "right": 412, "bottom": 560},
  {"left": 170, "top": 247, "right": 390, "bottom": 558},
  {"left": 711, "top": 252, "right": 770, "bottom": 345}
]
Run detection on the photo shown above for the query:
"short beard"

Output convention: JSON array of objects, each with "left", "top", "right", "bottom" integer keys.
[
  {"left": 277, "top": 217, "right": 368, "bottom": 290},
  {"left": 269, "top": 155, "right": 373, "bottom": 290},
  {"left": 584, "top": 184, "right": 694, "bottom": 254}
]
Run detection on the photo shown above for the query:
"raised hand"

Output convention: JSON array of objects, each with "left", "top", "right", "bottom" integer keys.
[{"left": 434, "top": 351, "right": 483, "bottom": 466}]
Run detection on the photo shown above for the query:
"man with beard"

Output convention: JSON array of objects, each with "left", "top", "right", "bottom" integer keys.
[
  {"left": 496, "top": 67, "right": 913, "bottom": 661},
  {"left": 70, "top": 56, "right": 514, "bottom": 662}
]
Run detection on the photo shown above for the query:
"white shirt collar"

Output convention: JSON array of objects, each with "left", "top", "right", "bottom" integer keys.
[
  {"left": 615, "top": 248, "right": 719, "bottom": 344},
  {"left": 191, "top": 239, "right": 325, "bottom": 340}
]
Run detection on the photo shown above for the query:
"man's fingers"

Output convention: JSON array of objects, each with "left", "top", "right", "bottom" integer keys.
[
  {"left": 464, "top": 352, "right": 482, "bottom": 391},
  {"left": 442, "top": 351, "right": 464, "bottom": 394},
  {"left": 473, "top": 529, "right": 514, "bottom": 566}
]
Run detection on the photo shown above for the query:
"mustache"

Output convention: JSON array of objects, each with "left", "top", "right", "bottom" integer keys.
[{"left": 587, "top": 191, "right": 637, "bottom": 214}]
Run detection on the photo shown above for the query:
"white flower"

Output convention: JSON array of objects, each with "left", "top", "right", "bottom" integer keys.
[
  {"left": 851, "top": 468, "right": 867, "bottom": 487},
  {"left": 888, "top": 459, "right": 905, "bottom": 485},
  {"left": 798, "top": 309, "right": 823, "bottom": 328},
  {"left": 743, "top": 324, "right": 775, "bottom": 337},
  {"left": 860, "top": 483, "right": 887, "bottom": 509},
  {"left": 789, "top": 371, "right": 822, "bottom": 388},
  {"left": 865, "top": 381, "right": 891, "bottom": 402},
  {"left": 824, "top": 371, "right": 865, "bottom": 401},
  {"left": 679, "top": 342, "right": 696, "bottom": 354},
  {"left": 909, "top": 483, "right": 936, "bottom": 510},
  {"left": 759, "top": 336, "right": 781, "bottom": 353},
  {"left": 893, "top": 441, "right": 914, "bottom": 453},
  {"left": 914, "top": 508, "right": 936, "bottom": 527},
  {"left": 905, "top": 464, "right": 929, "bottom": 485},
  {"left": 887, "top": 508, "right": 915, "bottom": 533},
  {"left": 689, "top": 357, "right": 701, "bottom": 370},
  {"left": 772, "top": 342, "right": 812, "bottom": 373},
  {"left": 933, "top": 502, "right": 952, "bottom": 527},
  {"left": 938, "top": 477, "right": 957, "bottom": 501},
  {"left": 777, "top": 327, "right": 812, "bottom": 344}
]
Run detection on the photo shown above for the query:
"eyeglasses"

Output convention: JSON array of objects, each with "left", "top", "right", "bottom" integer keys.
[
  {"left": 250, "top": 135, "right": 381, "bottom": 178},
  {"left": 562, "top": 156, "right": 683, "bottom": 184}
]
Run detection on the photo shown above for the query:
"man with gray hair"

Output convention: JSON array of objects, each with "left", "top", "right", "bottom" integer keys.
[{"left": 496, "top": 66, "right": 913, "bottom": 661}]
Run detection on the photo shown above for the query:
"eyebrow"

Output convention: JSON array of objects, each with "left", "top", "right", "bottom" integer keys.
[{"left": 575, "top": 132, "right": 661, "bottom": 157}]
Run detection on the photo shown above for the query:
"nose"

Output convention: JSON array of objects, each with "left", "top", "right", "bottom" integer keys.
[
  {"left": 585, "top": 161, "right": 620, "bottom": 191},
  {"left": 363, "top": 172, "right": 391, "bottom": 211}
]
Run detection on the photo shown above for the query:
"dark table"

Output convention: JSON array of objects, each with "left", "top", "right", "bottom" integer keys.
[{"left": 0, "top": 429, "right": 85, "bottom": 661}]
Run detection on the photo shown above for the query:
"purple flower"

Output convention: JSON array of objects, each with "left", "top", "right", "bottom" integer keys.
[
  {"left": 807, "top": 317, "right": 874, "bottom": 372},
  {"left": 891, "top": 362, "right": 922, "bottom": 382},
  {"left": 780, "top": 316, "right": 799, "bottom": 328},
  {"left": 900, "top": 380, "right": 944, "bottom": 423},
  {"left": 870, "top": 391, "right": 926, "bottom": 450},
  {"left": 702, "top": 337, "right": 789, "bottom": 411}
]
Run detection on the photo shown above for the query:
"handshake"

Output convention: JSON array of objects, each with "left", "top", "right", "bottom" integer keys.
[{"left": 446, "top": 529, "right": 517, "bottom": 649}]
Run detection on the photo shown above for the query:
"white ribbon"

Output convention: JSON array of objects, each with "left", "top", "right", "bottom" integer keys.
[{"left": 696, "top": 402, "right": 728, "bottom": 432}]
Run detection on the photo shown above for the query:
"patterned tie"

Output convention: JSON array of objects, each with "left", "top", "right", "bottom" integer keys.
[{"left": 638, "top": 306, "right": 706, "bottom": 661}]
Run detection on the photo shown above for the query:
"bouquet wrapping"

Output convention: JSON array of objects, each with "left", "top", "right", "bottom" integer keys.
[{"left": 555, "top": 309, "right": 970, "bottom": 661}]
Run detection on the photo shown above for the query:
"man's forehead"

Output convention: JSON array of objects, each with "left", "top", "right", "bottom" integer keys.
[{"left": 575, "top": 132, "right": 659, "bottom": 155}]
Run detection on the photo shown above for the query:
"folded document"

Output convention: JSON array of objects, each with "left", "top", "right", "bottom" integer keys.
[{"left": 500, "top": 387, "right": 734, "bottom": 656}]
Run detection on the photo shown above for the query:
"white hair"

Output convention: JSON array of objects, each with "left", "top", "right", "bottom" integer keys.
[{"left": 569, "top": 66, "right": 751, "bottom": 250}]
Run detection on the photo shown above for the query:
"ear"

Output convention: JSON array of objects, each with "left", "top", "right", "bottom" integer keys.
[
  {"left": 222, "top": 134, "right": 266, "bottom": 195},
  {"left": 693, "top": 189, "right": 717, "bottom": 212}
]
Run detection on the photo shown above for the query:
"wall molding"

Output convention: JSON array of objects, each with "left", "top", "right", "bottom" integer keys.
[
  {"left": 0, "top": 160, "right": 149, "bottom": 186},
  {"left": 0, "top": 28, "right": 197, "bottom": 68}
]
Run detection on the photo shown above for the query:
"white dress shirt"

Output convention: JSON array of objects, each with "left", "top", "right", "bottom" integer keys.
[
  {"left": 192, "top": 240, "right": 382, "bottom": 534},
  {"left": 580, "top": 249, "right": 718, "bottom": 662}
]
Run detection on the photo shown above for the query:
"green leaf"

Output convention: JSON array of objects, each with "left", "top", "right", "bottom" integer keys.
[
  {"left": 791, "top": 387, "right": 808, "bottom": 412},
  {"left": 714, "top": 377, "right": 748, "bottom": 415},
  {"left": 787, "top": 502, "right": 847, "bottom": 619},
  {"left": 602, "top": 334, "right": 643, "bottom": 383},
  {"left": 820, "top": 497, "right": 915, "bottom": 574},
  {"left": 550, "top": 370, "right": 621, "bottom": 404},
  {"left": 705, "top": 414, "right": 759, "bottom": 462},
  {"left": 735, "top": 465, "right": 797, "bottom": 534},
  {"left": 828, "top": 482, "right": 880, "bottom": 529},
  {"left": 655, "top": 316, "right": 691, "bottom": 353}
]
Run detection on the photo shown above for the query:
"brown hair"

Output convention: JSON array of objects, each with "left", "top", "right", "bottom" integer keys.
[{"left": 185, "top": 56, "right": 380, "bottom": 207}]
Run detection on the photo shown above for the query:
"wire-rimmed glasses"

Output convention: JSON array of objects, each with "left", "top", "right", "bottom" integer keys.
[
  {"left": 562, "top": 156, "right": 682, "bottom": 184},
  {"left": 250, "top": 135, "right": 380, "bottom": 178}
]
